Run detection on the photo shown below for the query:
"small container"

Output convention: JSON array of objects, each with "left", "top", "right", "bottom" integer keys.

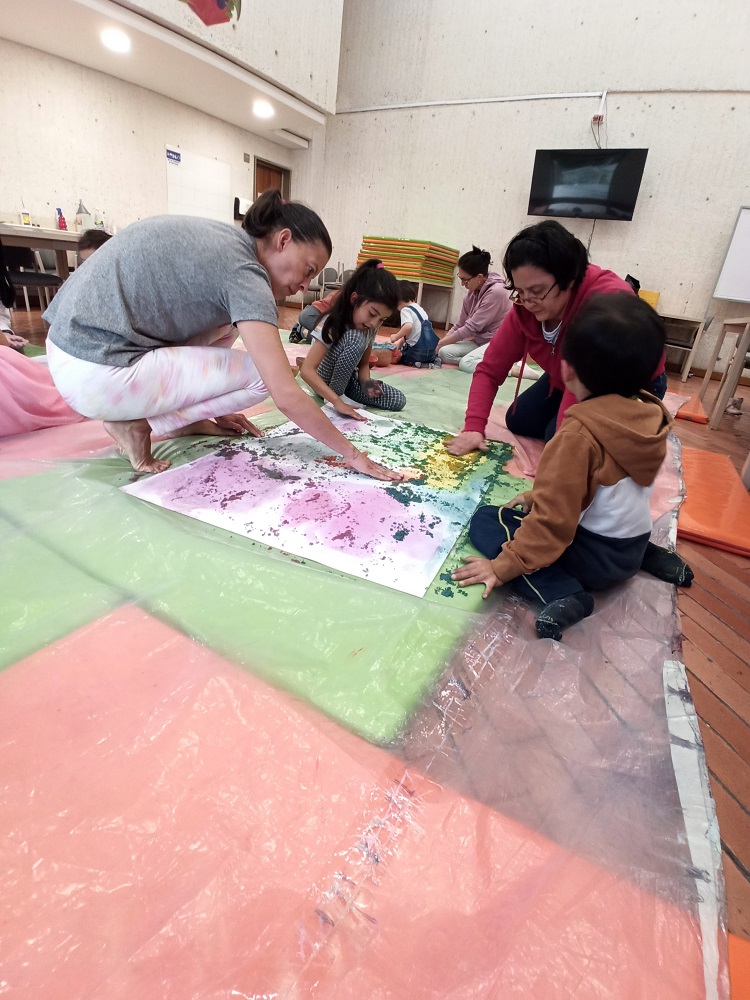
[{"left": 75, "top": 200, "right": 92, "bottom": 232}]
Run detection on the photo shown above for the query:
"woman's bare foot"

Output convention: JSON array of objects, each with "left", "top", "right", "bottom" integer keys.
[
  {"left": 103, "top": 419, "right": 171, "bottom": 473},
  {"left": 170, "top": 414, "right": 263, "bottom": 438},
  {"left": 170, "top": 419, "right": 232, "bottom": 438}
]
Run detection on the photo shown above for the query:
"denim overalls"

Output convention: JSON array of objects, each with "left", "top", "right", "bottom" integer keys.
[{"left": 400, "top": 305, "right": 439, "bottom": 365}]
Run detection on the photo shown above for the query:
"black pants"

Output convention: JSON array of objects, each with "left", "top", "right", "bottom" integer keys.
[
  {"left": 469, "top": 506, "right": 649, "bottom": 606},
  {"left": 648, "top": 372, "right": 668, "bottom": 399},
  {"left": 504, "top": 372, "right": 563, "bottom": 442}
]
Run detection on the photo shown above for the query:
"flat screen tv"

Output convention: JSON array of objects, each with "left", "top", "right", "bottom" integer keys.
[{"left": 527, "top": 148, "right": 648, "bottom": 221}]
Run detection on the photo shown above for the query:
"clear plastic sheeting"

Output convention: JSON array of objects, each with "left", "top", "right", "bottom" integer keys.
[{"left": 0, "top": 369, "right": 729, "bottom": 999}]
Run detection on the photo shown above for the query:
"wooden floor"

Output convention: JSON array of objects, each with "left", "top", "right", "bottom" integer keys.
[
  {"left": 669, "top": 374, "right": 750, "bottom": 943},
  {"left": 10, "top": 306, "right": 750, "bottom": 942}
]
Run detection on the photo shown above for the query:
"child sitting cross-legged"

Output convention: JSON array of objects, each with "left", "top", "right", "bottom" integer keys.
[
  {"left": 298, "top": 260, "right": 406, "bottom": 419},
  {"left": 390, "top": 281, "right": 440, "bottom": 367},
  {"left": 452, "top": 292, "right": 694, "bottom": 641}
]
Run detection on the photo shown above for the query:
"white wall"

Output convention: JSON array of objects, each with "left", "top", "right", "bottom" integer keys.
[
  {"left": 305, "top": 0, "right": 750, "bottom": 368},
  {"left": 336, "top": 0, "right": 749, "bottom": 109},
  {"left": 0, "top": 39, "right": 293, "bottom": 233},
  {"left": 126, "top": 0, "right": 345, "bottom": 113}
]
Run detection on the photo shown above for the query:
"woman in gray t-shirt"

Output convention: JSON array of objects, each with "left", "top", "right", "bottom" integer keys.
[{"left": 44, "top": 191, "right": 400, "bottom": 482}]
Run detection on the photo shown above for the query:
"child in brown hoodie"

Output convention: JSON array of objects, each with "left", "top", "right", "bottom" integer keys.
[{"left": 452, "top": 292, "right": 693, "bottom": 640}]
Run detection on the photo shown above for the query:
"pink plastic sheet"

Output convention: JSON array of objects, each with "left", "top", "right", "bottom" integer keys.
[{"left": 0, "top": 594, "right": 724, "bottom": 998}]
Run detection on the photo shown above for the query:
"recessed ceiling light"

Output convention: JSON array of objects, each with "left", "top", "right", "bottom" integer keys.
[
  {"left": 253, "top": 99, "right": 275, "bottom": 119},
  {"left": 101, "top": 27, "right": 131, "bottom": 54}
]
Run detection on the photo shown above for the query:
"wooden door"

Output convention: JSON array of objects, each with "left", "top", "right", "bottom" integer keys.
[{"left": 255, "top": 162, "right": 284, "bottom": 198}]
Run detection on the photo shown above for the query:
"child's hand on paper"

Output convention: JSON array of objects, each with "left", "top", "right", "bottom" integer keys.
[
  {"left": 334, "top": 400, "right": 367, "bottom": 421},
  {"left": 451, "top": 557, "right": 502, "bottom": 599},
  {"left": 504, "top": 490, "right": 533, "bottom": 513}
]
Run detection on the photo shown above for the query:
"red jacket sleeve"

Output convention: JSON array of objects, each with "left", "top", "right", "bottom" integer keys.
[{"left": 462, "top": 309, "right": 526, "bottom": 434}]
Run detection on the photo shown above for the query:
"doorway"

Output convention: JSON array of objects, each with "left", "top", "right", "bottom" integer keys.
[{"left": 254, "top": 158, "right": 291, "bottom": 200}]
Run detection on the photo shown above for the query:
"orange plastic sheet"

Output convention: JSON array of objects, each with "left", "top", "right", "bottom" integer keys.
[
  {"left": 678, "top": 447, "right": 750, "bottom": 556},
  {"left": 729, "top": 935, "right": 750, "bottom": 1000}
]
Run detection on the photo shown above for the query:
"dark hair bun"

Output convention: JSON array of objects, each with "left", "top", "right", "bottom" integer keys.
[
  {"left": 243, "top": 189, "right": 332, "bottom": 256},
  {"left": 458, "top": 245, "right": 493, "bottom": 277}
]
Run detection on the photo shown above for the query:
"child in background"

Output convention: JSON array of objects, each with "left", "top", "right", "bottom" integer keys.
[
  {"left": 452, "top": 293, "right": 694, "bottom": 641},
  {"left": 390, "top": 281, "right": 440, "bottom": 367},
  {"left": 77, "top": 228, "right": 112, "bottom": 265},
  {"left": 298, "top": 260, "right": 406, "bottom": 418},
  {"left": 289, "top": 288, "right": 341, "bottom": 344}
]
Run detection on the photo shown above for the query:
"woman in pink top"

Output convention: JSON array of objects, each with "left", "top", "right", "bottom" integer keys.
[
  {"left": 447, "top": 221, "right": 666, "bottom": 454},
  {"left": 437, "top": 247, "right": 512, "bottom": 373}
]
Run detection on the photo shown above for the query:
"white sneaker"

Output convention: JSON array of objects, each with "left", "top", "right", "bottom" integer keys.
[{"left": 725, "top": 397, "right": 743, "bottom": 416}]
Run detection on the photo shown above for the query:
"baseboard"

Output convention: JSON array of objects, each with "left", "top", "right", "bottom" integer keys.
[{"left": 676, "top": 366, "right": 750, "bottom": 388}]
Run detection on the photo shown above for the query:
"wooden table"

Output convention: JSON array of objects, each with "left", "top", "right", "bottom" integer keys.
[{"left": 0, "top": 223, "right": 80, "bottom": 279}]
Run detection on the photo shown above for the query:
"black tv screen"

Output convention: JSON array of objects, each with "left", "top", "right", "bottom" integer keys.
[{"left": 527, "top": 148, "right": 648, "bottom": 221}]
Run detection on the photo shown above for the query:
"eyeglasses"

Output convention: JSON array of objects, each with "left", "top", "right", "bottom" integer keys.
[
  {"left": 458, "top": 274, "right": 478, "bottom": 287},
  {"left": 510, "top": 281, "right": 557, "bottom": 304}
]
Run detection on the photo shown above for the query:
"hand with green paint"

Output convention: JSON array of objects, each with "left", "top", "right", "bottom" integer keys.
[
  {"left": 362, "top": 379, "right": 384, "bottom": 400},
  {"left": 445, "top": 430, "right": 488, "bottom": 456}
]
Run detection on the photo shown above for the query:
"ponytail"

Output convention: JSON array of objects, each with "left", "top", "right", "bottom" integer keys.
[
  {"left": 243, "top": 189, "right": 332, "bottom": 255},
  {"left": 458, "top": 245, "right": 492, "bottom": 277},
  {"left": 0, "top": 244, "right": 16, "bottom": 310},
  {"left": 322, "top": 259, "right": 398, "bottom": 346}
]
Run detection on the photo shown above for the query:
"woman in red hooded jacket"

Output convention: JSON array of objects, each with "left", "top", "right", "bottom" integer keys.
[{"left": 446, "top": 221, "right": 666, "bottom": 455}]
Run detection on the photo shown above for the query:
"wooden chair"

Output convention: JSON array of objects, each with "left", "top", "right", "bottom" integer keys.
[{"left": 3, "top": 245, "right": 62, "bottom": 312}]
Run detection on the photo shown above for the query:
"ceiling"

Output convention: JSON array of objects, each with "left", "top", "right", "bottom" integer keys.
[{"left": 0, "top": 0, "right": 324, "bottom": 148}]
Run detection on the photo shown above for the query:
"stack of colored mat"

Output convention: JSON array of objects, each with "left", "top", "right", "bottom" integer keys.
[{"left": 357, "top": 237, "right": 458, "bottom": 286}]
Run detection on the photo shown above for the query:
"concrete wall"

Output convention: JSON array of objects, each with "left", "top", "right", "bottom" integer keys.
[
  {"left": 0, "top": 38, "right": 293, "bottom": 233},
  {"left": 126, "top": 0, "right": 345, "bottom": 113},
  {"left": 303, "top": 0, "right": 750, "bottom": 368}
]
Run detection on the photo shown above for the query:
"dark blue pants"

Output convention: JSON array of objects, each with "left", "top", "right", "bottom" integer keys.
[
  {"left": 469, "top": 505, "right": 586, "bottom": 605},
  {"left": 648, "top": 372, "right": 667, "bottom": 399},
  {"left": 469, "top": 505, "right": 650, "bottom": 606},
  {"left": 504, "top": 372, "right": 563, "bottom": 443},
  {"left": 400, "top": 341, "right": 437, "bottom": 365}
]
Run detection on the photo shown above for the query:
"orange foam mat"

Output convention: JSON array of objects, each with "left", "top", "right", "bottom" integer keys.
[
  {"left": 678, "top": 447, "right": 750, "bottom": 556},
  {"left": 729, "top": 934, "right": 750, "bottom": 1000},
  {"left": 0, "top": 606, "right": 713, "bottom": 998},
  {"left": 676, "top": 395, "right": 710, "bottom": 424}
]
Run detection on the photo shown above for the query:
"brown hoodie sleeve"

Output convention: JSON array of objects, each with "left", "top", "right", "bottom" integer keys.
[{"left": 490, "top": 422, "right": 599, "bottom": 583}]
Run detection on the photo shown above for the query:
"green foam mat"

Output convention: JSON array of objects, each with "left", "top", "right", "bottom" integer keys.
[
  {"left": 0, "top": 513, "right": 121, "bottom": 670},
  {"left": 0, "top": 371, "right": 529, "bottom": 741}
]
